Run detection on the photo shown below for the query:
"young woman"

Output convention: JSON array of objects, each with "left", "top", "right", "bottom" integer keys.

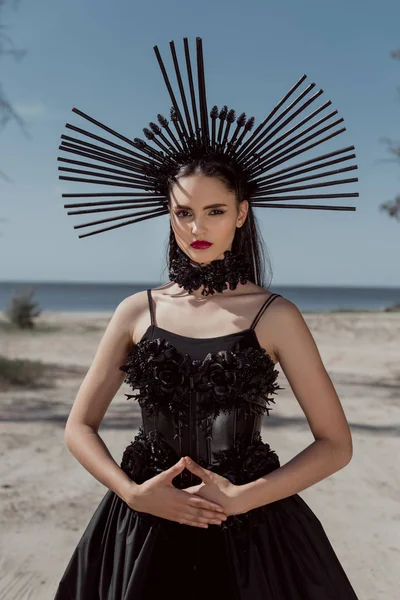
[{"left": 54, "top": 37, "right": 359, "bottom": 599}]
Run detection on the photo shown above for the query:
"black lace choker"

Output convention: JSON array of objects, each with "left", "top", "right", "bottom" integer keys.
[{"left": 168, "top": 246, "right": 251, "bottom": 297}]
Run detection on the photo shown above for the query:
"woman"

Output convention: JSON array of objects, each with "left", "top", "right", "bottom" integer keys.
[{"left": 54, "top": 38, "right": 359, "bottom": 598}]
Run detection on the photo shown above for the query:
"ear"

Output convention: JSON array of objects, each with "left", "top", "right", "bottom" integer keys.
[{"left": 237, "top": 199, "right": 249, "bottom": 227}]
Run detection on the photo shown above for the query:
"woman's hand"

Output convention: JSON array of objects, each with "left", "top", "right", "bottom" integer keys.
[
  {"left": 125, "top": 457, "right": 228, "bottom": 528},
  {"left": 181, "top": 457, "right": 249, "bottom": 516}
]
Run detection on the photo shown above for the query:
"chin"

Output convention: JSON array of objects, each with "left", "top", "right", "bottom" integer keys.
[{"left": 188, "top": 247, "right": 224, "bottom": 262}]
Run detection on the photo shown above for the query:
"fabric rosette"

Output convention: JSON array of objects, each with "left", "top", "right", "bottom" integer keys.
[
  {"left": 119, "top": 338, "right": 192, "bottom": 416},
  {"left": 211, "top": 431, "right": 280, "bottom": 486},
  {"left": 120, "top": 428, "right": 180, "bottom": 484},
  {"left": 194, "top": 343, "right": 283, "bottom": 422}
]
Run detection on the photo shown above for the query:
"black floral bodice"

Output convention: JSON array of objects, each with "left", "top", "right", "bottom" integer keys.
[{"left": 118, "top": 292, "right": 284, "bottom": 511}]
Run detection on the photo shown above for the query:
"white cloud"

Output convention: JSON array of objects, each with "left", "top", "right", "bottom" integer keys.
[{"left": 13, "top": 101, "right": 64, "bottom": 122}]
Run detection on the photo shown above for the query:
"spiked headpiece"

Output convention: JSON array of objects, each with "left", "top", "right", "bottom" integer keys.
[{"left": 57, "top": 37, "right": 358, "bottom": 238}]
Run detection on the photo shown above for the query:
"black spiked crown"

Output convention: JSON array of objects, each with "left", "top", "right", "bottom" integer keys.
[{"left": 58, "top": 37, "right": 358, "bottom": 239}]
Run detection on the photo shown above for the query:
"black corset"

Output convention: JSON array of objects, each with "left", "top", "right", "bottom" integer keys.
[{"left": 119, "top": 324, "right": 283, "bottom": 493}]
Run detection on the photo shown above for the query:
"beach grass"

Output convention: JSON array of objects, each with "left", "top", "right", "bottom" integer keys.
[{"left": 0, "top": 355, "right": 57, "bottom": 390}]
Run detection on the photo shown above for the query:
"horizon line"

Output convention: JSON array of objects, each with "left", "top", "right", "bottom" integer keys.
[{"left": 0, "top": 279, "right": 399, "bottom": 290}]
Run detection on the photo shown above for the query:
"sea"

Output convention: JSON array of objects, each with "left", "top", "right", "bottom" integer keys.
[{"left": 0, "top": 281, "right": 399, "bottom": 313}]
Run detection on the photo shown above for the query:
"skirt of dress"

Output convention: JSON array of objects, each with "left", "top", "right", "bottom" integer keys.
[{"left": 53, "top": 489, "right": 359, "bottom": 600}]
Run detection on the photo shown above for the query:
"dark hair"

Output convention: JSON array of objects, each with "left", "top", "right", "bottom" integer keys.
[{"left": 163, "top": 158, "right": 273, "bottom": 289}]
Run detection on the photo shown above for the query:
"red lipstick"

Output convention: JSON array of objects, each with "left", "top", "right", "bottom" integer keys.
[{"left": 191, "top": 240, "right": 213, "bottom": 250}]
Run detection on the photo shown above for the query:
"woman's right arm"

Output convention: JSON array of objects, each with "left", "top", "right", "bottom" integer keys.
[{"left": 64, "top": 295, "right": 142, "bottom": 504}]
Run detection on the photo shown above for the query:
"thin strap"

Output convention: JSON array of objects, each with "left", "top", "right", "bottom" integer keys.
[
  {"left": 146, "top": 289, "right": 155, "bottom": 326},
  {"left": 250, "top": 293, "right": 282, "bottom": 330}
]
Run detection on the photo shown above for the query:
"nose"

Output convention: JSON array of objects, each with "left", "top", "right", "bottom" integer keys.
[{"left": 191, "top": 217, "right": 207, "bottom": 236}]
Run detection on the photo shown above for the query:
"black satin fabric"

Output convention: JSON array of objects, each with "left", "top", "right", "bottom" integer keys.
[
  {"left": 54, "top": 490, "right": 359, "bottom": 600},
  {"left": 54, "top": 325, "right": 359, "bottom": 599}
]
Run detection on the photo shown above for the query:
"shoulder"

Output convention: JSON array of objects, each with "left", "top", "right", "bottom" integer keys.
[
  {"left": 254, "top": 294, "right": 309, "bottom": 361},
  {"left": 110, "top": 289, "right": 150, "bottom": 338},
  {"left": 114, "top": 289, "right": 149, "bottom": 316},
  {"left": 253, "top": 290, "right": 302, "bottom": 319}
]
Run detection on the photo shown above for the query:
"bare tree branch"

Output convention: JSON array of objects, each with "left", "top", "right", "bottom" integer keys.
[
  {"left": 380, "top": 195, "right": 400, "bottom": 220},
  {"left": 0, "top": 0, "right": 26, "bottom": 134},
  {"left": 0, "top": 0, "right": 26, "bottom": 231},
  {"left": 379, "top": 48, "right": 400, "bottom": 220}
]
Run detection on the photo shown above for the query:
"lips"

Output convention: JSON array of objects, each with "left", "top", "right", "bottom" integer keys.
[{"left": 191, "top": 241, "right": 213, "bottom": 249}]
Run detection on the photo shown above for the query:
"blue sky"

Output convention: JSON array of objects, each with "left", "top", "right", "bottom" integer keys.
[{"left": 0, "top": 0, "right": 399, "bottom": 286}]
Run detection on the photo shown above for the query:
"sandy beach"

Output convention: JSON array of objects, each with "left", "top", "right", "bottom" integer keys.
[{"left": 0, "top": 309, "right": 399, "bottom": 599}]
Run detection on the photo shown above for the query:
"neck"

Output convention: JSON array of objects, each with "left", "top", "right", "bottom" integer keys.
[{"left": 168, "top": 245, "right": 251, "bottom": 298}]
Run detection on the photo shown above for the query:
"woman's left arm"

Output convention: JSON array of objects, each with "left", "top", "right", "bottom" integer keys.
[{"left": 238, "top": 298, "right": 353, "bottom": 513}]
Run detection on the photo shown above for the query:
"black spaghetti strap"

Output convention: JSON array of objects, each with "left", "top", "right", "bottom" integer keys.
[
  {"left": 146, "top": 289, "right": 155, "bottom": 326},
  {"left": 250, "top": 293, "right": 281, "bottom": 330}
]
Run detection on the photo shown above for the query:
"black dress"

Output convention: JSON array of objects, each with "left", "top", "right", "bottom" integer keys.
[{"left": 54, "top": 291, "right": 359, "bottom": 600}]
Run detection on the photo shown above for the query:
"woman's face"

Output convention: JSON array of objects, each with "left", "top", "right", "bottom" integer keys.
[{"left": 169, "top": 175, "right": 248, "bottom": 264}]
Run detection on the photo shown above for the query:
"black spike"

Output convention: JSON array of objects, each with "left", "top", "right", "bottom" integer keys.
[
  {"left": 60, "top": 134, "right": 153, "bottom": 171},
  {"left": 249, "top": 120, "right": 345, "bottom": 177},
  {"left": 74, "top": 207, "right": 169, "bottom": 238},
  {"left": 253, "top": 176, "right": 358, "bottom": 196},
  {"left": 150, "top": 121, "right": 177, "bottom": 152},
  {"left": 170, "top": 107, "right": 188, "bottom": 150},
  {"left": 210, "top": 105, "right": 219, "bottom": 149},
  {"left": 58, "top": 145, "right": 157, "bottom": 183},
  {"left": 251, "top": 136, "right": 352, "bottom": 181},
  {"left": 196, "top": 37, "right": 209, "bottom": 145},
  {"left": 217, "top": 106, "right": 228, "bottom": 146},
  {"left": 236, "top": 74, "right": 307, "bottom": 157},
  {"left": 153, "top": 44, "right": 189, "bottom": 140},
  {"left": 157, "top": 114, "right": 183, "bottom": 152},
  {"left": 253, "top": 150, "right": 356, "bottom": 187},
  {"left": 238, "top": 83, "right": 321, "bottom": 160},
  {"left": 210, "top": 106, "right": 219, "bottom": 118},
  {"left": 59, "top": 174, "right": 156, "bottom": 190},
  {"left": 250, "top": 202, "right": 356, "bottom": 211},
  {"left": 58, "top": 156, "right": 158, "bottom": 185},
  {"left": 184, "top": 38, "right": 201, "bottom": 140},
  {"left": 250, "top": 192, "right": 358, "bottom": 201},
  {"left": 157, "top": 114, "right": 168, "bottom": 128},
  {"left": 63, "top": 194, "right": 164, "bottom": 204},
  {"left": 243, "top": 110, "right": 341, "bottom": 170},
  {"left": 67, "top": 200, "right": 166, "bottom": 215},
  {"left": 231, "top": 116, "right": 255, "bottom": 152},
  {"left": 169, "top": 40, "right": 195, "bottom": 138},
  {"left": 70, "top": 108, "right": 156, "bottom": 159},
  {"left": 221, "top": 109, "right": 236, "bottom": 150},
  {"left": 237, "top": 113, "right": 247, "bottom": 127},
  {"left": 74, "top": 206, "right": 168, "bottom": 229},
  {"left": 59, "top": 169, "right": 155, "bottom": 191},
  {"left": 255, "top": 164, "right": 358, "bottom": 192},
  {"left": 240, "top": 97, "right": 331, "bottom": 167},
  {"left": 143, "top": 125, "right": 175, "bottom": 156},
  {"left": 149, "top": 122, "right": 161, "bottom": 135},
  {"left": 133, "top": 137, "right": 172, "bottom": 164},
  {"left": 227, "top": 112, "right": 246, "bottom": 152},
  {"left": 66, "top": 113, "right": 156, "bottom": 164},
  {"left": 143, "top": 128, "right": 155, "bottom": 141},
  {"left": 133, "top": 138, "right": 147, "bottom": 150}
]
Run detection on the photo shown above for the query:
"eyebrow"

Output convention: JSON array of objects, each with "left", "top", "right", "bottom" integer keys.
[{"left": 174, "top": 203, "right": 228, "bottom": 210}]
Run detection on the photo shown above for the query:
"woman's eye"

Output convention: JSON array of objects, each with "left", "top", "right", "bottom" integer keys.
[{"left": 175, "top": 210, "right": 225, "bottom": 218}]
